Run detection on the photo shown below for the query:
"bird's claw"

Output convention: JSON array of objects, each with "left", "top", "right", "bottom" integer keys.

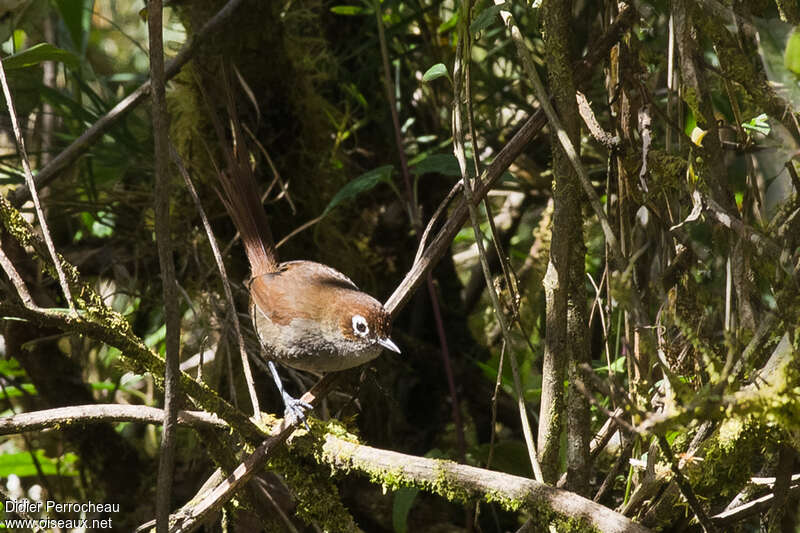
[{"left": 282, "top": 394, "right": 313, "bottom": 430}]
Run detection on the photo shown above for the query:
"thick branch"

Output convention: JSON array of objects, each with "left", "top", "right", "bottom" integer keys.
[
  {"left": 319, "top": 433, "right": 651, "bottom": 533},
  {"left": 0, "top": 405, "right": 226, "bottom": 435}
]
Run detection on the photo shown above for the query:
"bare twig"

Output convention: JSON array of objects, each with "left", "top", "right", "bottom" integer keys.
[
  {"left": 373, "top": 0, "right": 466, "bottom": 464},
  {"left": 0, "top": 56, "right": 74, "bottom": 311},
  {"left": 656, "top": 434, "right": 716, "bottom": 532},
  {"left": 274, "top": 214, "right": 323, "bottom": 250},
  {"left": 0, "top": 243, "right": 36, "bottom": 307},
  {"left": 148, "top": 1, "right": 181, "bottom": 530},
  {"left": 242, "top": 122, "right": 295, "bottom": 213},
  {"left": 713, "top": 483, "right": 800, "bottom": 526},
  {"left": 703, "top": 195, "right": 783, "bottom": 259},
  {"left": 171, "top": 145, "right": 260, "bottom": 417},
  {"left": 453, "top": 6, "right": 541, "bottom": 482},
  {"left": 485, "top": 340, "right": 506, "bottom": 471},
  {"left": 412, "top": 180, "right": 462, "bottom": 267}
]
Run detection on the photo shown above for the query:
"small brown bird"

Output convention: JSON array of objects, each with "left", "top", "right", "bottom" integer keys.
[{"left": 217, "top": 160, "right": 399, "bottom": 425}]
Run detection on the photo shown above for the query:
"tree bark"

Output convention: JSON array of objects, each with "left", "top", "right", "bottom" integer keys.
[{"left": 539, "top": 0, "right": 591, "bottom": 492}]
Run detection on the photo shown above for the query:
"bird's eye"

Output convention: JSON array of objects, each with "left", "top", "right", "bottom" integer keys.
[{"left": 352, "top": 315, "right": 369, "bottom": 337}]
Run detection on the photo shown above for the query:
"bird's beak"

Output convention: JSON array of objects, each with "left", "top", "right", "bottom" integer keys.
[{"left": 378, "top": 337, "right": 401, "bottom": 353}]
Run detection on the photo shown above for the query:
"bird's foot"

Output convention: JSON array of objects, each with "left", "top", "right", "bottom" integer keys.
[{"left": 282, "top": 393, "right": 313, "bottom": 430}]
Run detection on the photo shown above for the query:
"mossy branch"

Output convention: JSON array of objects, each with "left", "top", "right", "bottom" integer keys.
[{"left": 309, "top": 431, "right": 652, "bottom": 533}]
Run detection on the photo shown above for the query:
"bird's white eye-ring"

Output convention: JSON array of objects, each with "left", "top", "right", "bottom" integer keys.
[{"left": 352, "top": 315, "right": 369, "bottom": 337}]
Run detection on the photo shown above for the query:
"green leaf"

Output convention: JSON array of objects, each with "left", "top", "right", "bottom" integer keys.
[
  {"left": 0, "top": 357, "right": 25, "bottom": 377},
  {"left": 392, "top": 487, "right": 419, "bottom": 533},
  {"left": 683, "top": 109, "right": 697, "bottom": 138},
  {"left": 470, "top": 3, "right": 508, "bottom": 35},
  {"left": 1, "top": 43, "right": 80, "bottom": 71},
  {"left": 322, "top": 165, "right": 394, "bottom": 217},
  {"left": 55, "top": 0, "right": 94, "bottom": 55},
  {"left": 0, "top": 383, "right": 37, "bottom": 400},
  {"left": 410, "top": 153, "right": 461, "bottom": 176},
  {"left": 144, "top": 323, "right": 166, "bottom": 349},
  {"left": 331, "top": 5, "right": 366, "bottom": 15},
  {"left": 596, "top": 356, "right": 626, "bottom": 374},
  {"left": 89, "top": 381, "right": 118, "bottom": 392},
  {"left": 0, "top": 450, "right": 78, "bottom": 477},
  {"left": 437, "top": 11, "right": 459, "bottom": 34},
  {"left": 665, "top": 430, "right": 680, "bottom": 445},
  {"left": 742, "top": 113, "right": 771, "bottom": 136},
  {"left": 422, "top": 63, "right": 448, "bottom": 82},
  {"left": 785, "top": 27, "right": 800, "bottom": 75}
]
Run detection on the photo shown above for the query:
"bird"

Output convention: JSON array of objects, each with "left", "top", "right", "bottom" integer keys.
[{"left": 216, "top": 149, "right": 399, "bottom": 426}]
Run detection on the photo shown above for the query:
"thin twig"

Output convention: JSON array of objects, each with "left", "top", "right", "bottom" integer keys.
[
  {"left": 412, "top": 180, "right": 462, "bottom": 266},
  {"left": 0, "top": 56, "right": 74, "bottom": 311},
  {"left": 0, "top": 243, "right": 36, "bottom": 308},
  {"left": 171, "top": 145, "right": 260, "bottom": 417},
  {"left": 148, "top": 0, "right": 181, "bottom": 529},
  {"left": 712, "top": 483, "right": 800, "bottom": 526},
  {"left": 485, "top": 340, "right": 506, "bottom": 471},
  {"left": 703, "top": 195, "right": 783, "bottom": 259},
  {"left": 656, "top": 434, "right": 716, "bottom": 532},
  {"left": 274, "top": 215, "right": 323, "bottom": 250},
  {"left": 373, "top": 0, "right": 466, "bottom": 464},
  {"left": 242, "top": 123, "right": 296, "bottom": 213},
  {"left": 453, "top": 6, "right": 542, "bottom": 483}
]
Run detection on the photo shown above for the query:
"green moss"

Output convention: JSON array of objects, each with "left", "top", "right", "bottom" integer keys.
[
  {"left": 429, "top": 460, "right": 472, "bottom": 503},
  {"left": 689, "top": 419, "right": 761, "bottom": 500},
  {"left": 484, "top": 489, "right": 524, "bottom": 512},
  {"left": 646, "top": 150, "right": 686, "bottom": 192},
  {"left": 717, "top": 417, "right": 745, "bottom": 449},
  {"left": 682, "top": 87, "right": 700, "bottom": 120},
  {"left": 269, "top": 447, "right": 358, "bottom": 532},
  {"left": 523, "top": 505, "right": 599, "bottom": 533}
]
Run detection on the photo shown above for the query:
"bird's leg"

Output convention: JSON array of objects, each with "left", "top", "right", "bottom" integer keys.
[{"left": 268, "top": 361, "right": 312, "bottom": 429}]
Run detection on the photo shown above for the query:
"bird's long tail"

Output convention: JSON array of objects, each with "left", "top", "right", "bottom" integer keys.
[
  {"left": 208, "top": 71, "right": 278, "bottom": 278},
  {"left": 216, "top": 164, "right": 277, "bottom": 277}
]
